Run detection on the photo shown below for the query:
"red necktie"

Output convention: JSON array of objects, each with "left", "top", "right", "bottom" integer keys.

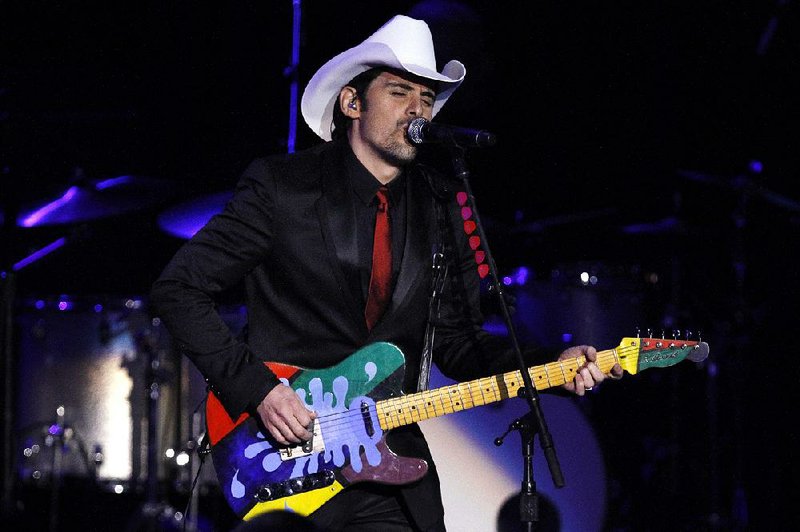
[{"left": 365, "top": 186, "right": 392, "bottom": 330}]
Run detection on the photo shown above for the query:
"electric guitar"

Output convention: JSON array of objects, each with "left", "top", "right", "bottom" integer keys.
[{"left": 205, "top": 336, "right": 709, "bottom": 521}]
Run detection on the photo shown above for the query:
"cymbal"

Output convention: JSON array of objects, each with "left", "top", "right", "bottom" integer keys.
[
  {"left": 677, "top": 169, "right": 800, "bottom": 213},
  {"left": 157, "top": 190, "right": 233, "bottom": 239},
  {"left": 510, "top": 207, "right": 618, "bottom": 234},
  {"left": 17, "top": 175, "right": 179, "bottom": 227},
  {"left": 620, "top": 216, "right": 686, "bottom": 235}
]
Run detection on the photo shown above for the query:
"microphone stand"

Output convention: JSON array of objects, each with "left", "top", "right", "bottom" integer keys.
[{"left": 447, "top": 145, "right": 564, "bottom": 531}]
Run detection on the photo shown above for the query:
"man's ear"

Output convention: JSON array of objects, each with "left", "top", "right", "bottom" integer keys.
[{"left": 339, "top": 87, "right": 360, "bottom": 116}]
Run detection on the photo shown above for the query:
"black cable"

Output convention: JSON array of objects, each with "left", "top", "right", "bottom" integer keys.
[{"left": 181, "top": 396, "right": 209, "bottom": 532}]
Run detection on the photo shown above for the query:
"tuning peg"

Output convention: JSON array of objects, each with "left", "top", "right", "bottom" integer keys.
[
  {"left": 635, "top": 326, "right": 641, "bottom": 338},
  {"left": 646, "top": 328, "right": 653, "bottom": 339}
]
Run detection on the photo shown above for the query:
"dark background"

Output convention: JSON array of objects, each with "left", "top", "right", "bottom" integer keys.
[{"left": 2, "top": 1, "right": 798, "bottom": 530}]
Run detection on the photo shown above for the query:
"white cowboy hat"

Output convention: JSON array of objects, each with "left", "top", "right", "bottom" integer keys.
[{"left": 301, "top": 14, "right": 466, "bottom": 141}]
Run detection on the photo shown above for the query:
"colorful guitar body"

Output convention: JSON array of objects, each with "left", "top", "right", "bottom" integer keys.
[
  {"left": 205, "top": 343, "right": 424, "bottom": 520},
  {"left": 206, "top": 336, "right": 709, "bottom": 521}
]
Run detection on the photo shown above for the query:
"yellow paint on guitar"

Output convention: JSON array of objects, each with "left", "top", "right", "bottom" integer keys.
[
  {"left": 243, "top": 480, "right": 345, "bottom": 520},
  {"left": 616, "top": 336, "right": 642, "bottom": 374}
]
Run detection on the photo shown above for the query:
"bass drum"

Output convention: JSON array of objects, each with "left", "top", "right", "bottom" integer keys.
[{"left": 14, "top": 295, "right": 179, "bottom": 487}]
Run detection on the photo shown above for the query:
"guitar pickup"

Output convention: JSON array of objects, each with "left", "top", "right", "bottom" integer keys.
[{"left": 278, "top": 418, "right": 325, "bottom": 461}]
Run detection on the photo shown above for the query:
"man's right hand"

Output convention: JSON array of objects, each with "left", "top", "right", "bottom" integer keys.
[{"left": 256, "top": 384, "right": 316, "bottom": 445}]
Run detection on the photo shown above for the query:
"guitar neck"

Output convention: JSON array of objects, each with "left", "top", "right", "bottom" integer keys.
[{"left": 376, "top": 348, "right": 623, "bottom": 431}]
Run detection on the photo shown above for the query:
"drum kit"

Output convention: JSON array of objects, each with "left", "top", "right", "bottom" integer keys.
[{"left": 0, "top": 175, "right": 240, "bottom": 530}]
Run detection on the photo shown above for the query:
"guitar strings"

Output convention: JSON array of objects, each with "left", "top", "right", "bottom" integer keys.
[
  {"left": 309, "top": 339, "right": 700, "bottom": 438},
  {"left": 272, "top": 346, "right": 639, "bottom": 442}
]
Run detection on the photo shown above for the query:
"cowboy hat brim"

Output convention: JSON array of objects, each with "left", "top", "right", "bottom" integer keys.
[{"left": 301, "top": 41, "right": 465, "bottom": 141}]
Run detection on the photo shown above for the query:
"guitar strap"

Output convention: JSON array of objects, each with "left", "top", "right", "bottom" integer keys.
[{"left": 417, "top": 185, "right": 451, "bottom": 392}]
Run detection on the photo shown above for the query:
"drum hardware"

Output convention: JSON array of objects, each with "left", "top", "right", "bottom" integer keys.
[
  {"left": 16, "top": 405, "right": 103, "bottom": 531},
  {"left": 18, "top": 406, "right": 100, "bottom": 485},
  {"left": 125, "top": 325, "right": 184, "bottom": 531},
  {"left": 675, "top": 166, "right": 800, "bottom": 527},
  {"left": 47, "top": 406, "right": 65, "bottom": 532}
]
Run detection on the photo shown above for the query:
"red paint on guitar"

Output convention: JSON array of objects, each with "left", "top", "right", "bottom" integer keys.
[{"left": 206, "top": 362, "right": 302, "bottom": 446}]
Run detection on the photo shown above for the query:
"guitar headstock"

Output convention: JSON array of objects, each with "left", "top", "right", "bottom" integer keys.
[{"left": 615, "top": 336, "right": 709, "bottom": 375}]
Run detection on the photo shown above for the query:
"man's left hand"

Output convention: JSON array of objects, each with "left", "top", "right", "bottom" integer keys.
[{"left": 558, "top": 345, "right": 623, "bottom": 396}]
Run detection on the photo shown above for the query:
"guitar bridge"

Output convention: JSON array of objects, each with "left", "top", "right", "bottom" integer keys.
[{"left": 278, "top": 418, "right": 325, "bottom": 461}]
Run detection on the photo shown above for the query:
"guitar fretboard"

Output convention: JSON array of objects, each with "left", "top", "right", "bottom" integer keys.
[{"left": 376, "top": 347, "right": 629, "bottom": 430}]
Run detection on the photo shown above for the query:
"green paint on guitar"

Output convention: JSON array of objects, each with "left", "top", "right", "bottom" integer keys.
[{"left": 287, "top": 342, "right": 405, "bottom": 399}]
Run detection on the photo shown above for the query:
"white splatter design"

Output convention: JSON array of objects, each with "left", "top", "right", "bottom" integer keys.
[
  {"left": 231, "top": 469, "right": 245, "bottom": 498},
  {"left": 229, "top": 366, "right": 384, "bottom": 500},
  {"left": 365, "top": 361, "right": 377, "bottom": 382}
]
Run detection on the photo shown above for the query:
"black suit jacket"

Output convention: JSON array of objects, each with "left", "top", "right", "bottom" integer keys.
[{"left": 150, "top": 139, "right": 541, "bottom": 528}]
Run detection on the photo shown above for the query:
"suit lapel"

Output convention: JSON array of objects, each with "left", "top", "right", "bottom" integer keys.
[
  {"left": 383, "top": 170, "right": 434, "bottom": 322},
  {"left": 315, "top": 145, "right": 437, "bottom": 336},
  {"left": 315, "top": 144, "right": 366, "bottom": 332}
]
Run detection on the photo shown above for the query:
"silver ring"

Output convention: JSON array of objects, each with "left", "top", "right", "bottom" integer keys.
[{"left": 586, "top": 386, "right": 593, "bottom": 391}]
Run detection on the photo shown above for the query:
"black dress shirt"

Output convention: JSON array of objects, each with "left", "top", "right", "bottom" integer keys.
[{"left": 344, "top": 147, "right": 407, "bottom": 309}]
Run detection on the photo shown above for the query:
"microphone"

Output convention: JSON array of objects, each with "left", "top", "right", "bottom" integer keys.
[{"left": 407, "top": 117, "right": 498, "bottom": 148}]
